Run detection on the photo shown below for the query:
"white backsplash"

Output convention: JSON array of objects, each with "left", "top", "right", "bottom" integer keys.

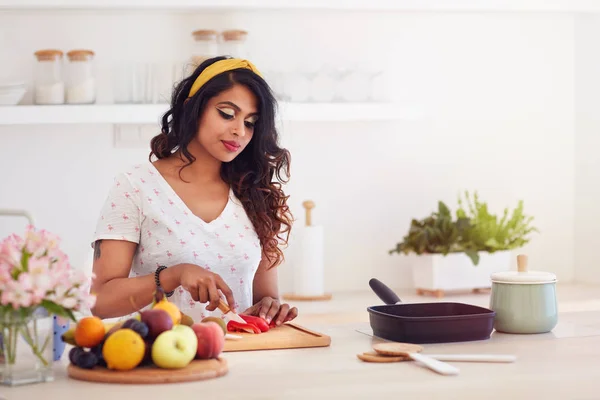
[{"left": 0, "top": 9, "right": 588, "bottom": 293}]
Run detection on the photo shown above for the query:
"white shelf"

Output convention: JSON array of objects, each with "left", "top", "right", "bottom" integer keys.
[
  {"left": 0, "top": 103, "right": 419, "bottom": 125},
  {"left": 0, "top": 104, "right": 167, "bottom": 125},
  {"left": 2, "top": 0, "right": 600, "bottom": 12}
]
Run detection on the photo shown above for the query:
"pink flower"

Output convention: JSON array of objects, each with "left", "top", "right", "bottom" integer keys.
[
  {"left": 0, "top": 269, "right": 11, "bottom": 287},
  {"left": 28, "top": 256, "right": 50, "bottom": 275},
  {"left": 58, "top": 296, "right": 78, "bottom": 309},
  {"left": 1, "top": 279, "right": 33, "bottom": 309},
  {"left": 0, "top": 234, "right": 23, "bottom": 267},
  {"left": 17, "top": 272, "right": 33, "bottom": 291},
  {"left": 29, "top": 274, "right": 51, "bottom": 303},
  {"left": 0, "top": 226, "right": 97, "bottom": 314},
  {"left": 25, "top": 226, "right": 59, "bottom": 257}
]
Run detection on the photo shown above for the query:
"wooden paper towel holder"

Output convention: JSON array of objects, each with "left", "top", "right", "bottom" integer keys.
[{"left": 282, "top": 200, "right": 332, "bottom": 302}]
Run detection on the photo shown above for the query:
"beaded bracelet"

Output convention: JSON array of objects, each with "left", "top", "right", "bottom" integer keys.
[{"left": 155, "top": 265, "right": 174, "bottom": 297}]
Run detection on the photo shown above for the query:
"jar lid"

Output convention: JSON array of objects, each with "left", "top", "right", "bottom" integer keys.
[
  {"left": 192, "top": 29, "right": 218, "bottom": 40},
  {"left": 491, "top": 270, "right": 557, "bottom": 284},
  {"left": 491, "top": 254, "right": 557, "bottom": 284},
  {"left": 222, "top": 29, "right": 248, "bottom": 41},
  {"left": 34, "top": 49, "right": 63, "bottom": 61},
  {"left": 67, "top": 49, "right": 95, "bottom": 61}
]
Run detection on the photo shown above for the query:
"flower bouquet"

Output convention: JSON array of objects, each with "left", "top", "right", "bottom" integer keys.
[{"left": 0, "top": 225, "right": 96, "bottom": 386}]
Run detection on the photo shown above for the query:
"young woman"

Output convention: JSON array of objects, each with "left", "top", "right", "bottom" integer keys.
[{"left": 89, "top": 57, "right": 298, "bottom": 327}]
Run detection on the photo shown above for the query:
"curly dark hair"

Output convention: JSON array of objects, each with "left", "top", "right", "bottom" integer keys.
[{"left": 148, "top": 56, "right": 292, "bottom": 269}]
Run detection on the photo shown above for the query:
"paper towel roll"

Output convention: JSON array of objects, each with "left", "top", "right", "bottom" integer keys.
[{"left": 293, "top": 225, "right": 325, "bottom": 296}]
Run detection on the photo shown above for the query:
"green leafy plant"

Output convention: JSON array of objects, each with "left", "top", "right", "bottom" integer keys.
[
  {"left": 388, "top": 201, "right": 479, "bottom": 263},
  {"left": 456, "top": 190, "right": 538, "bottom": 253},
  {"left": 389, "top": 191, "right": 538, "bottom": 266}
]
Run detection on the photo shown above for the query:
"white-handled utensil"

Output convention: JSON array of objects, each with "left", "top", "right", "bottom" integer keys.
[
  {"left": 408, "top": 352, "right": 460, "bottom": 375},
  {"left": 372, "top": 342, "right": 459, "bottom": 376},
  {"left": 425, "top": 354, "right": 516, "bottom": 363}
]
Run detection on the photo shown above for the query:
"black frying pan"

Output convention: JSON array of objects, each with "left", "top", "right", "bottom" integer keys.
[{"left": 367, "top": 278, "right": 496, "bottom": 344}]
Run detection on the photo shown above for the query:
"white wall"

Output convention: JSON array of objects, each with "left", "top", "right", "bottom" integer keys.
[
  {"left": 0, "top": 9, "right": 576, "bottom": 293},
  {"left": 574, "top": 15, "right": 600, "bottom": 284}
]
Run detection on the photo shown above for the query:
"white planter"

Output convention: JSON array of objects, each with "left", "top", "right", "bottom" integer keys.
[{"left": 411, "top": 250, "right": 513, "bottom": 295}]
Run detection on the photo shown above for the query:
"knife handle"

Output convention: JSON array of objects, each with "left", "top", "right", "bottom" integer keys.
[{"left": 218, "top": 299, "right": 231, "bottom": 314}]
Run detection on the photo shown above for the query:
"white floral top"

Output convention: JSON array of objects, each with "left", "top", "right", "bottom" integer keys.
[{"left": 91, "top": 162, "right": 262, "bottom": 322}]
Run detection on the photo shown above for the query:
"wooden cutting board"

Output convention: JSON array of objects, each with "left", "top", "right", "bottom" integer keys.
[
  {"left": 67, "top": 358, "right": 228, "bottom": 384},
  {"left": 223, "top": 322, "right": 331, "bottom": 352}
]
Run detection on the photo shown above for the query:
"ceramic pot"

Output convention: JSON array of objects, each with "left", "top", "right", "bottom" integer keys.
[{"left": 489, "top": 254, "right": 558, "bottom": 334}]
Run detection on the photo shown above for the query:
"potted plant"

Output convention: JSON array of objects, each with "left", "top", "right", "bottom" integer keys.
[{"left": 389, "top": 191, "right": 538, "bottom": 297}]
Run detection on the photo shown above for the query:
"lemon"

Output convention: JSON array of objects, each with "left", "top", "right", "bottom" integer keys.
[{"left": 102, "top": 328, "right": 145, "bottom": 371}]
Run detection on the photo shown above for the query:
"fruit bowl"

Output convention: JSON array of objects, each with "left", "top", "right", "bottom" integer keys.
[
  {"left": 67, "top": 357, "right": 228, "bottom": 384},
  {"left": 62, "top": 289, "right": 229, "bottom": 383}
]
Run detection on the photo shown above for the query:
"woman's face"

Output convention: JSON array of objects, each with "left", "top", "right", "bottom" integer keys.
[{"left": 195, "top": 83, "right": 259, "bottom": 163}]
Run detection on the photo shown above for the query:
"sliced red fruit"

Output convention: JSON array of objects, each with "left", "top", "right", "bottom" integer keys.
[
  {"left": 226, "top": 320, "right": 261, "bottom": 334},
  {"left": 240, "top": 315, "right": 270, "bottom": 332}
]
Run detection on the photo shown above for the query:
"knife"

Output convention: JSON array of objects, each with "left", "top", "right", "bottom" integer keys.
[{"left": 218, "top": 299, "right": 246, "bottom": 324}]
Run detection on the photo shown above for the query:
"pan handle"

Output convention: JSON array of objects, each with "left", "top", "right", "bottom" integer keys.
[{"left": 369, "top": 278, "right": 402, "bottom": 305}]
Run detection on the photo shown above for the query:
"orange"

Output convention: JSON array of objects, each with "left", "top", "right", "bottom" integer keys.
[
  {"left": 74, "top": 316, "right": 105, "bottom": 348},
  {"left": 153, "top": 300, "right": 181, "bottom": 325},
  {"left": 102, "top": 329, "right": 145, "bottom": 371}
]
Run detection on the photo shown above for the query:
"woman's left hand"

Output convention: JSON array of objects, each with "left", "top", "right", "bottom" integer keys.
[{"left": 242, "top": 297, "right": 298, "bottom": 326}]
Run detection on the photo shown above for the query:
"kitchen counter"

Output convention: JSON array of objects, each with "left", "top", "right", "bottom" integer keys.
[{"left": 2, "top": 283, "right": 600, "bottom": 400}]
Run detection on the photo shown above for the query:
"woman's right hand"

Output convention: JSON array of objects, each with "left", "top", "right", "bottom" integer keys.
[{"left": 176, "top": 263, "right": 236, "bottom": 312}]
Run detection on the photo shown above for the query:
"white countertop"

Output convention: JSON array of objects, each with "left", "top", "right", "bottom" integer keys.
[{"left": 2, "top": 284, "right": 600, "bottom": 400}]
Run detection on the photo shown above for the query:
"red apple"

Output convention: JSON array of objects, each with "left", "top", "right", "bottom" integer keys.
[{"left": 191, "top": 321, "right": 225, "bottom": 359}]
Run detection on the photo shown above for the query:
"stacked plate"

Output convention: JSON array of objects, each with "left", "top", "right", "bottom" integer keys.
[{"left": 0, "top": 81, "right": 27, "bottom": 106}]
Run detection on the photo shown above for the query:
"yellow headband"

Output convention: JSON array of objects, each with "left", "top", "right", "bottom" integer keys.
[{"left": 187, "top": 58, "right": 263, "bottom": 98}]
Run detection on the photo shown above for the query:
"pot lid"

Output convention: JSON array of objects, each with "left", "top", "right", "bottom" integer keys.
[{"left": 490, "top": 254, "right": 557, "bottom": 284}]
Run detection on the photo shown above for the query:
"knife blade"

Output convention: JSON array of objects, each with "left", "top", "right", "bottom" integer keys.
[{"left": 218, "top": 299, "right": 246, "bottom": 324}]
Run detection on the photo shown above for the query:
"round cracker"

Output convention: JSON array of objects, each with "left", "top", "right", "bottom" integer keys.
[
  {"left": 357, "top": 352, "right": 407, "bottom": 363},
  {"left": 372, "top": 342, "right": 423, "bottom": 356},
  {"left": 364, "top": 351, "right": 409, "bottom": 361}
]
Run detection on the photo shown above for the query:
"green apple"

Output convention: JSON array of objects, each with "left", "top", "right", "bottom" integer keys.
[
  {"left": 172, "top": 324, "right": 198, "bottom": 351},
  {"left": 151, "top": 325, "right": 198, "bottom": 369}
]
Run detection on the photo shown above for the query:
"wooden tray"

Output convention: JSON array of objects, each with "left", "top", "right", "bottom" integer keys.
[
  {"left": 223, "top": 322, "right": 331, "bottom": 352},
  {"left": 67, "top": 358, "right": 228, "bottom": 384}
]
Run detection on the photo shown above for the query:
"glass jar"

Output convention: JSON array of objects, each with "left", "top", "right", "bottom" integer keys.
[
  {"left": 0, "top": 307, "right": 55, "bottom": 386},
  {"left": 191, "top": 29, "right": 218, "bottom": 68},
  {"left": 65, "top": 49, "right": 96, "bottom": 104},
  {"left": 33, "top": 49, "right": 64, "bottom": 105},
  {"left": 220, "top": 30, "right": 248, "bottom": 58}
]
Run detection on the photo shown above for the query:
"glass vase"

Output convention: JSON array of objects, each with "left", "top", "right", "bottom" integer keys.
[{"left": 0, "top": 307, "right": 54, "bottom": 386}]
